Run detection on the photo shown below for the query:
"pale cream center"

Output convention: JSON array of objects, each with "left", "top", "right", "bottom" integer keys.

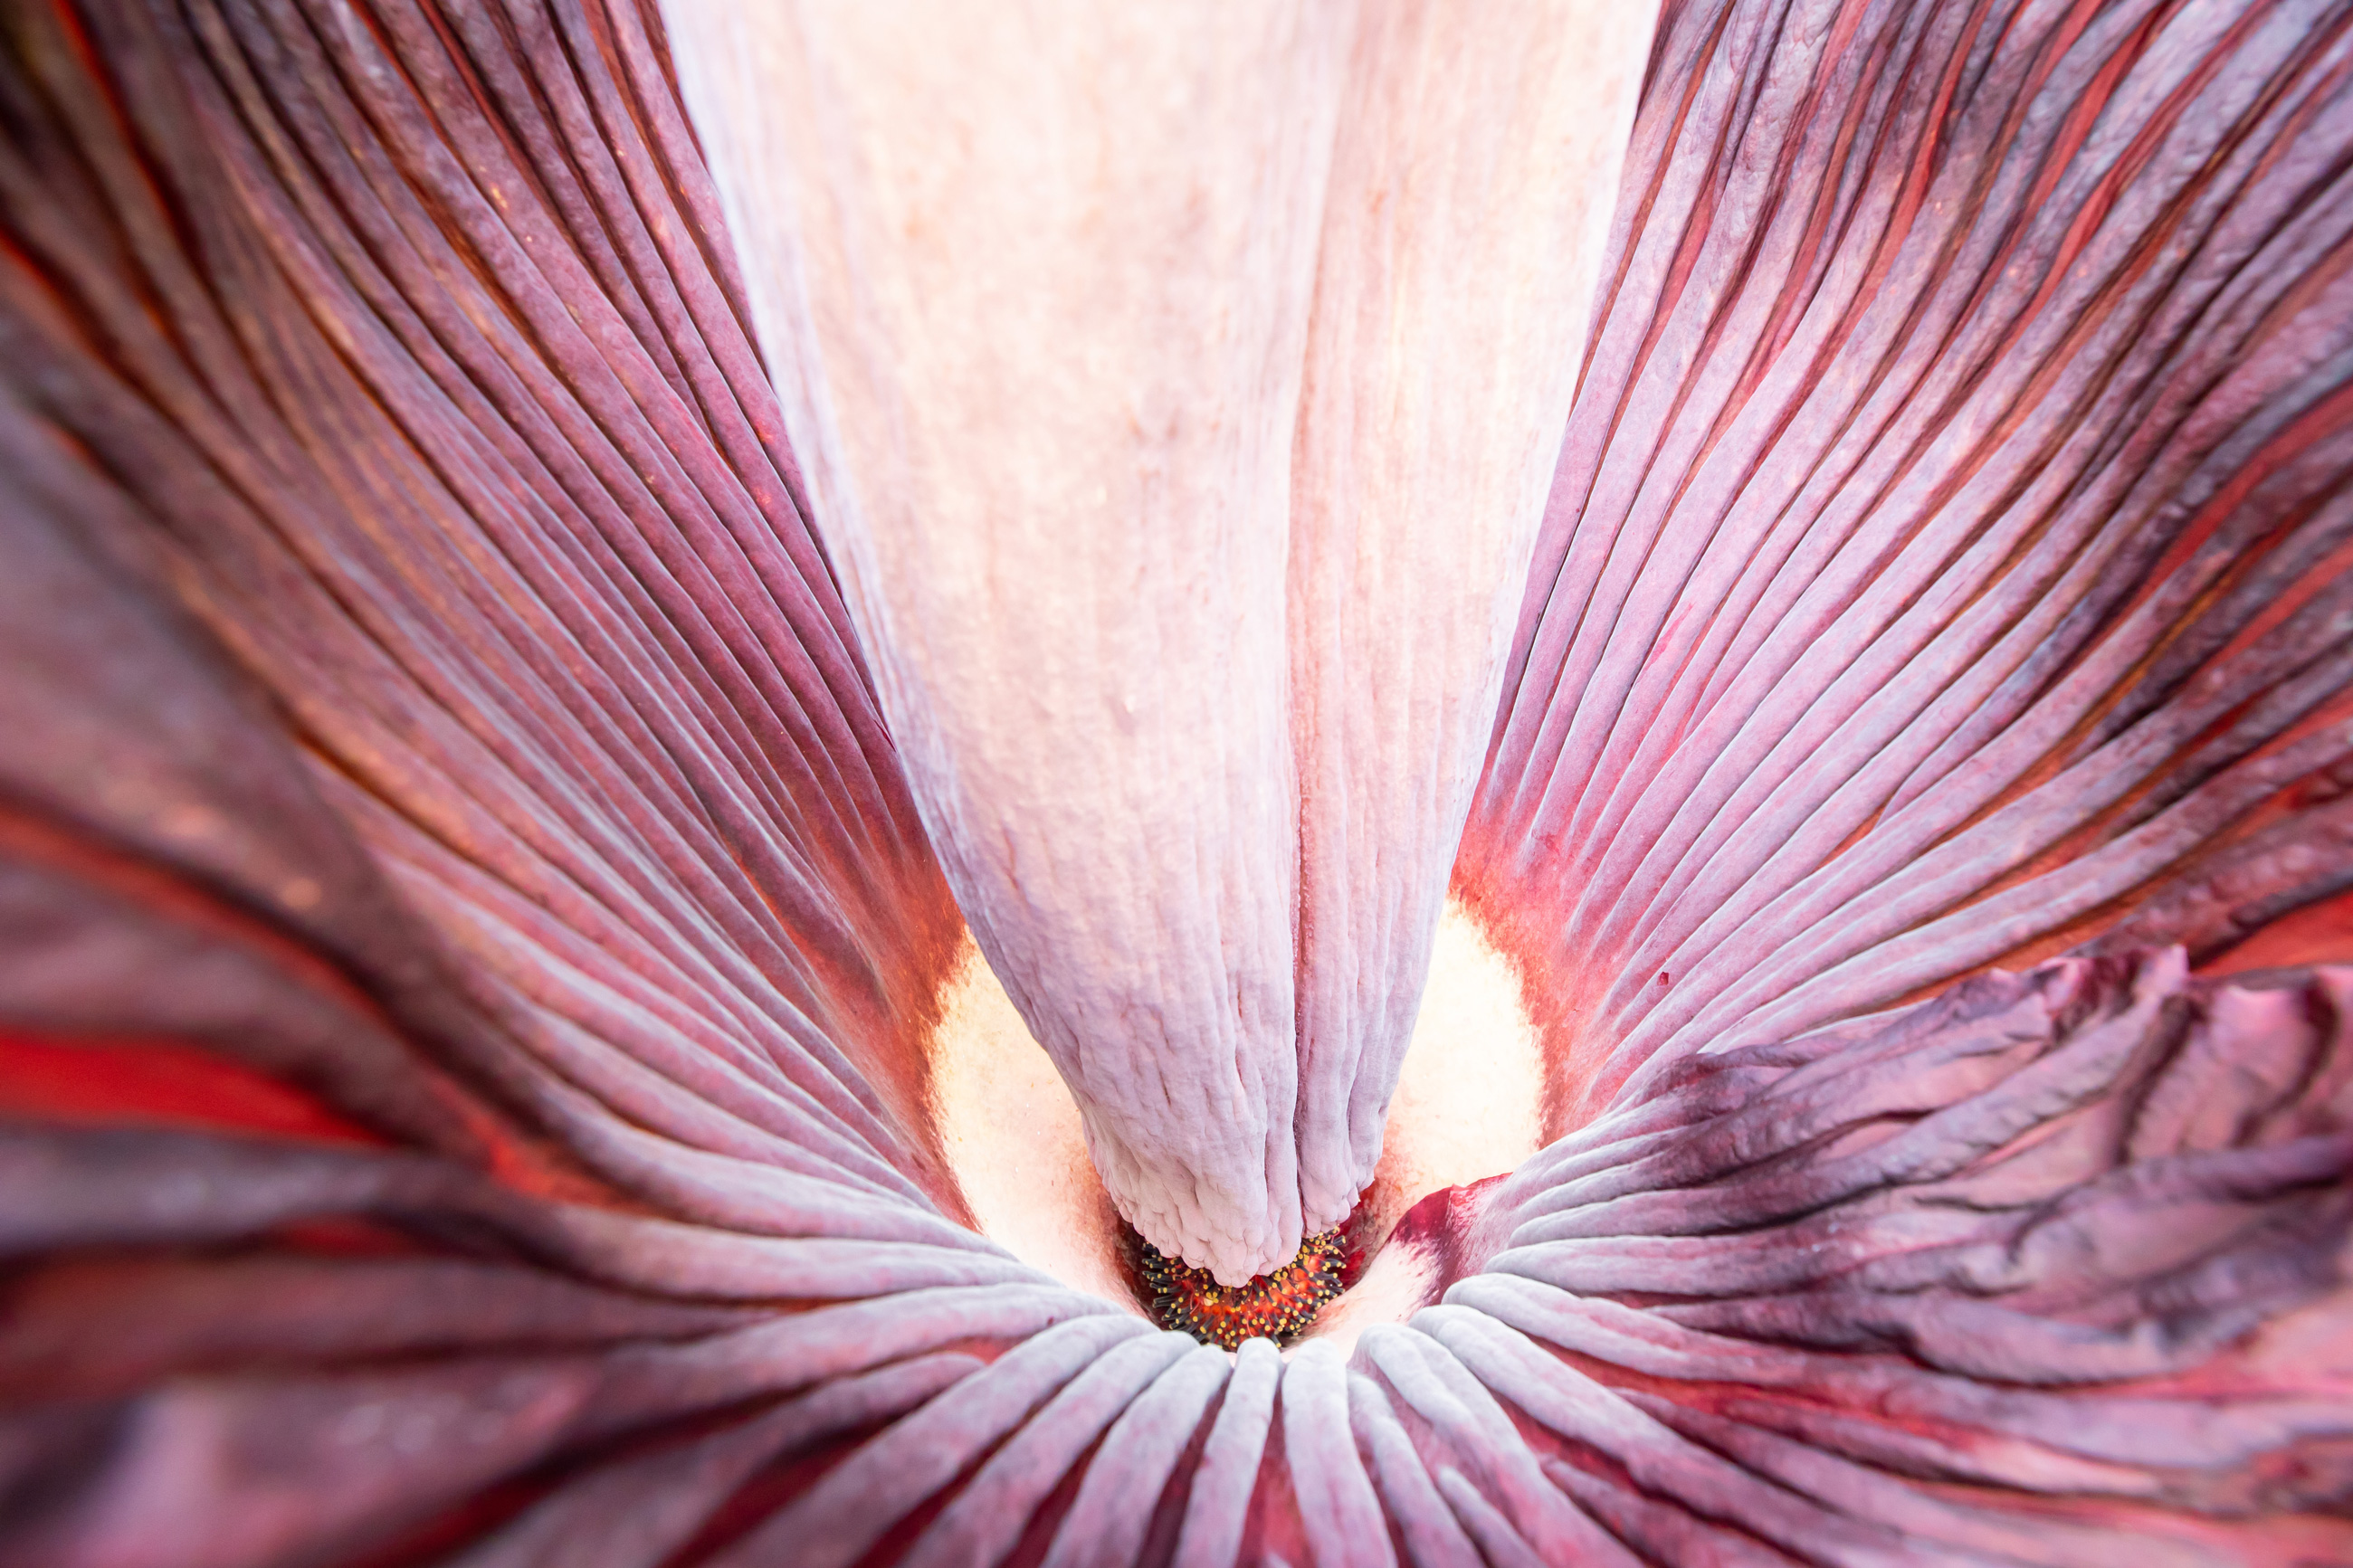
[{"left": 928, "top": 897, "right": 1545, "bottom": 1331}]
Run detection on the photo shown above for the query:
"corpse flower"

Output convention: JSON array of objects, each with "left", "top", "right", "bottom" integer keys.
[{"left": 3, "top": 0, "right": 2351, "bottom": 1563}]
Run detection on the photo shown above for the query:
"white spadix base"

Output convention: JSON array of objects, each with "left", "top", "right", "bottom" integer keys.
[{"left": 930, "top": 897, "right": 1543, "bottom": 1326}]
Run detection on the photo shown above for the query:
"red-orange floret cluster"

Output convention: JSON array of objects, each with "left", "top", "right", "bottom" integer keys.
[{"left": 1142, "top": 1227, "right": 1348, "bottom": 1348}]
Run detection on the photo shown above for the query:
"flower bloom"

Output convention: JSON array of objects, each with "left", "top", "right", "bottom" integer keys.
[{"left": 2, "top": 1, "right": 2350, "bottom": 1565}]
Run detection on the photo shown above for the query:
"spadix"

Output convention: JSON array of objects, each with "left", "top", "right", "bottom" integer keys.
[{"left": 664, "top": 0, "right": 1654, "bottom": 1280}]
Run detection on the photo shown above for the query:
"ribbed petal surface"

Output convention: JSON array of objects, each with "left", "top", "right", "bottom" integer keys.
[
  {"left": 0, "top": 1, "right": 2348, "bottom": 1566},
  {"left": 1464, "top": 0, "right": 2353, "bottom": 1132}
]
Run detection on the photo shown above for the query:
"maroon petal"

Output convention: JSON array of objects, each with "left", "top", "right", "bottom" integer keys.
[
  {"left": 1, "top": 0, "right": 2349, "bottom": 1565},
  {"left": 1465, "top": 0, "right": 2353, "bottom": 1135}
]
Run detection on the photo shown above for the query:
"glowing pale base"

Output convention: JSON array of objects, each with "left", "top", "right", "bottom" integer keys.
[{"left": 931, "top": 898, "right": 1543, "bottom": 1333}]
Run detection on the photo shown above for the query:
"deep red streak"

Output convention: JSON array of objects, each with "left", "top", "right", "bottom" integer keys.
[{"left": 0, "top": 1031, "right": 390, "bottom": 1147}]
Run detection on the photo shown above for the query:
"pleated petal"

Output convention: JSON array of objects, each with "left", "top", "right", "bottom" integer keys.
[
  {"left": 1466, "top": 0, "right": 2353, "bottom": 1132},
  {"left": 2, "top": 1, "right": 2349, "bottom": 1565}
]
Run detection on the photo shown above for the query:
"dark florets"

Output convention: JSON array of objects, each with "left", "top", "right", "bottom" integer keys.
[{"left": 1141, "top": 1227, "right": 1348, "bottom": 1348}]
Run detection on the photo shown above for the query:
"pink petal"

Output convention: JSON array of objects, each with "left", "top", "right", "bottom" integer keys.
[
  {"left": 1464, "top": 0, "right": 2353, "bottom": 1136},
  {"left": 0, "top": 1, "right": 2348, "bottom": 1565}
]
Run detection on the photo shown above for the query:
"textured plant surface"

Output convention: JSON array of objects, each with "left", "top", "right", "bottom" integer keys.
[
  {"left": 2, "top": 1, "right": 2351, "bottom": 1565},
  {"left": 1142, "top": 1229, "right": 1353, "bottom": 1351}
]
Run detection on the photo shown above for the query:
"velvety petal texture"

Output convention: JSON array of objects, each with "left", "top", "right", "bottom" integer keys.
[
  {"left": 1463, "top": 0, "right": 2353, "bottom": 1133},
  {"left": 0, "top": 1, "right": 2348, "bottom": 1566}
]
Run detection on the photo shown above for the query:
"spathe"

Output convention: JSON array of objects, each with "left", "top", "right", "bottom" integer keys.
[{"left": 0, "top": 0, "right": 2349, "bottom": 1564}]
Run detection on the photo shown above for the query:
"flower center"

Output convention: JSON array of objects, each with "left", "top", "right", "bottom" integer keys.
[
  {"left": 1141, "top": 1228, "right": 1349, "bottom": 1348},
  {"left": 925, "top": 899, "right": 1545, "bottom": 1337}
]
